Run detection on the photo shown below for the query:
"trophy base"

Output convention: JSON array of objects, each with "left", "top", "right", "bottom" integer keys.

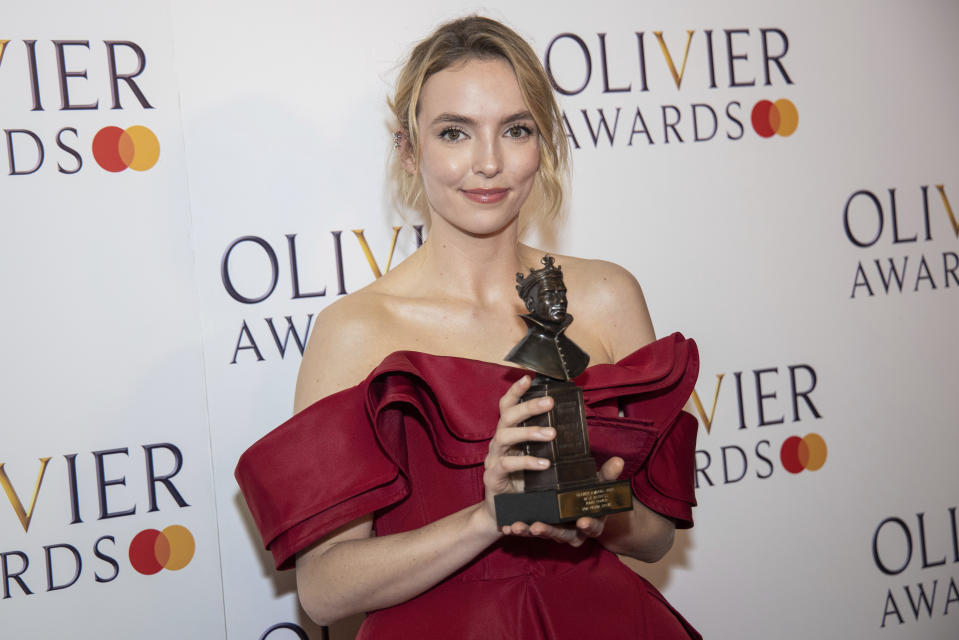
[{"left": 494, "top": 480, "right": 633, "bottom": 527}]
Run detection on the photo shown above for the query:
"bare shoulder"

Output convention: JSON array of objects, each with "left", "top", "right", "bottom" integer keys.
[
  {"left": 553, "top": 255, "right": 656, "bottom": 361},
  {"left": 293, "top": 290, "right": 393, "bottom": 412}
]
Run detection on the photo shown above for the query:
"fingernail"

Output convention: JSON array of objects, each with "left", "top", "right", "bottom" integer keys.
[
  {"left": 537, "top": 458, "right": 549, "bottom": 467},
  {"left": 539, "top": 427, "right": 555, "bottom": 437},
  {"left": 539, "top": 398, "right": 552, "bottom": 408}
]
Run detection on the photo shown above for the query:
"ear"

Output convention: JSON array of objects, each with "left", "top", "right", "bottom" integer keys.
[{"left": 524, "top": 297, "right": 535, "bottom": 312}]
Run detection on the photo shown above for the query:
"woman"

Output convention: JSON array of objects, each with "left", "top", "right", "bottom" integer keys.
[{"left": 236, "top": 16, "right": 700, "bottom": 639}]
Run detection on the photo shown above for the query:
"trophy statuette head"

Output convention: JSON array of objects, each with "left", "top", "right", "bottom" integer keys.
[
  {"left": 516, "top": 255, "right": 568, "bottom": 324},
  {"left": 506, "top": 254, "right": 588, "bottom": 380}
]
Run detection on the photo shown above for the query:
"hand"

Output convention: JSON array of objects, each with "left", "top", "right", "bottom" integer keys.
[
  {"left": 503, "top": 456, "right": 626, "bottom": 547},
  {"left": 482, "top": 375, "right": 556, "bottom": 527}
]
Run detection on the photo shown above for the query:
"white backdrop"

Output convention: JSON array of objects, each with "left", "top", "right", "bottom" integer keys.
[{"left": 2, "top": 1, "right": 957, "bottom": 638}]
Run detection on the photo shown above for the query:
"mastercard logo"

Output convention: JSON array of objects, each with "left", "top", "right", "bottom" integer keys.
[
  {"left": 129, "top": 525, "right": 195, "bottom": 575},
  {"left": 780, "top": 433, "right": 827, "bottom": 474},
  {"left": 92, "top": 125, "right": 160, "bottom": 172},
  {"left": 751, "top": 99, "right": 798, "bottom": 138}
]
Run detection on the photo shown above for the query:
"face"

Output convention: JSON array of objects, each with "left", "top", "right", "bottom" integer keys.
[
  {"left": 527, "top": 280, "right": 567, "bottom": 323},
  {"left": 410, "top": 57, "right": 541, "bottom": 236}
]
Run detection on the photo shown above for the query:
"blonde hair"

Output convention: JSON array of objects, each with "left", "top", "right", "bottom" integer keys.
[{"left": 388, "top": 16, "right": 570, "bottom": 233}]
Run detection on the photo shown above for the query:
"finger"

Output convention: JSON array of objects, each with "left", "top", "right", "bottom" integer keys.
[
  {"left": 495, "top": 454, "right": 550, "bottom": 474},
  {"left": 576, "top": 516, "right": 605, "bottom": 538},
  {"left": 499, "top": 395, "right": 553, "bottom": 429},
  {"left": 493, "top": 425, "right": 555, "bottom": 450},
  {"left": 529, "top": 522, "right": 585, "bottom": 547},
  {"left": 508, "top": 521, "right": 531, "bottom": 536},
  {"left": 598, "top": 456, "right": 625, "bottom": 482},
  {"left": 498, "top": 375, "right": 532, "bottom": 413},
  {"left": 553, "top": 527, "right": 585, "bottom": 547}
]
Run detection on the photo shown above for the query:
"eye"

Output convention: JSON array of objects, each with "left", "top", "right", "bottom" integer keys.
[
  {"left": 505, "top": 124, "right": 534, "bottom": 139},
  {"left": 439, "top": 127, "right": 467, "bottom": 142}
]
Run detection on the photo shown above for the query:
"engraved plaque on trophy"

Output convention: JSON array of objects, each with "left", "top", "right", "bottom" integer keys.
[{"left": 494, "top": 255, "right": 633, "bottom": 526}]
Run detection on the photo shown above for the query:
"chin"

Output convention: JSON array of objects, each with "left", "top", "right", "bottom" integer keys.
[{"left": 434, "top": 207, "right": 522, "bottom": 238}]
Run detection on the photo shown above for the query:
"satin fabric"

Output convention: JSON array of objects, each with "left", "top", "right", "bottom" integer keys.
[{"left": 236, "top": 332, "right": 701, "bottom": 639}]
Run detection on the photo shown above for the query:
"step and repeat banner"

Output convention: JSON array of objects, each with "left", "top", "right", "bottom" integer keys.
[{"left": 2, "top": 1, "right": 956, "bottom": 638}]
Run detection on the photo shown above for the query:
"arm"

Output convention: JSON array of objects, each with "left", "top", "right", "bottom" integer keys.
[
  {"left": 594, "top": 478, "right": 676, "bottom": 561},
  {"left": 295, "top": 502, "right": 498, "bottom": 625},
  {"left": 295, "top": 299, "right": 497, "bottom": 624},
  {"left": 294, "top": 323, "right": 561, "bottom": 625},
  {"left": 593, "top": 262, "right": 676, "bottom": 560}
]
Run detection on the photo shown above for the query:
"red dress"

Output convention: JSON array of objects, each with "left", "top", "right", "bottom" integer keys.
[{"left": 236, "top": 332, "right": 701, "bottom": 639}]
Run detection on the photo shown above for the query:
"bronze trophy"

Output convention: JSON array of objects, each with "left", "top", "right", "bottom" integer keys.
[{"left": 494, "top": 255, "right": 633, "bottom": 526}]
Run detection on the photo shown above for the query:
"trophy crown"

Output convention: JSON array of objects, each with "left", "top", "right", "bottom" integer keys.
[{"left": 516, "top": 255, "right": 563, "bottom": 300}]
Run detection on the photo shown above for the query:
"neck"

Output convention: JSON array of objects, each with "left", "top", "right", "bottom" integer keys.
[{"left": 411, "top": 214, "right": 541, "bottom": 308}]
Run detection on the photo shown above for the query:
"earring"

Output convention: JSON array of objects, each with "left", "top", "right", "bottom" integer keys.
[{"left": 392, "top": 131, "right": 403, "bottom": 149}]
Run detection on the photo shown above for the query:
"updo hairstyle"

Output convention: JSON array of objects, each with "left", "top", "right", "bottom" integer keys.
[{"left": 388, "top": 16, "right": 570, "bottom": 231}]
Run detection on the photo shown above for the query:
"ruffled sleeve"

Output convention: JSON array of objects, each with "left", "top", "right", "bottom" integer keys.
[
  {"left": 234, "top": 384, "right": 408, "bottom": 570},
  {"left": 234, "top": 351, "right": 512, "bottom": 571},
  {"left": 581, "top": 332, "right": 699, "bottom": 528}
]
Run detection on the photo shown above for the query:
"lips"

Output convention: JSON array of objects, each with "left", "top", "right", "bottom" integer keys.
[{"left": 461, "top": 188, "right": 509, "bottom": 204}]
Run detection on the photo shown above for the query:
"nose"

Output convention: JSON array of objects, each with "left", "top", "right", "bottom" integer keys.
[{"left": 472, "top": 136, "right": 502, "bottom": 179}]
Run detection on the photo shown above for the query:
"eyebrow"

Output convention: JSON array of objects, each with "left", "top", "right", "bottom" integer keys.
[{"left": 430, "top": 111, "right": 535, "bottom": 127}]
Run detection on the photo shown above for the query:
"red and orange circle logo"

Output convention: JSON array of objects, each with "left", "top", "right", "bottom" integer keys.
[
  {"left": 129, "top": 525, "right": 195, "bottom": 575},
  {"left": 751, "top": 99, "right": 799, "bottom": 138},
  {"left": 92, "top": 125, "right": 160, "bottom": 172},
  {"left": 780, "top": 433, "right": 827, "bottom": 473}
]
